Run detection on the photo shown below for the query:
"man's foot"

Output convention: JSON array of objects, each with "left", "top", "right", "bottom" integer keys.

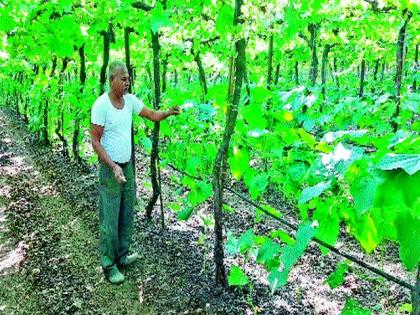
[
  {"left": 106, "top": 266, "right": 124, "bottom": 284},
  {"left": 119, "top": 253, "right": 139, "bottom": 267}
]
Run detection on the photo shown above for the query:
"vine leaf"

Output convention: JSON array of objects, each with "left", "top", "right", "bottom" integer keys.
[
  {"left": 256, "top": 238, "right": 281, "bottom": 266},
  {"left": 238, "top": 229, "right": 254, "bottom": 254},
  {"left": 268, "top": 222, "right": 315, "bottom": 292},
  {"left": 396, "top": 213, "right": 420, "bottom": 271},
  {"left": 228, "top": 265, "right": 249, "bottom": 286},
  {"left": 341, "top": 298, "right": 371, "bottom": 315},
  {"left": 350, "top": 172, "right": 384, "bottom": 217},
  {"left": 326, "top": 261, "right": 349, "bottom": 289},
  {"left": 215, "top": 4, "right": 234, "bottom": 37},
  {"left": 298, "top": 180, "right": 332, "bottom": 204},
  {"left": 377, "top": 154, "right": 420, "bottom": 175}
]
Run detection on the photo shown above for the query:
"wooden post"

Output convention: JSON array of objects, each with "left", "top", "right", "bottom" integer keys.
[{"left": 212, "top": 0, "right": 246, "bottom": 287}]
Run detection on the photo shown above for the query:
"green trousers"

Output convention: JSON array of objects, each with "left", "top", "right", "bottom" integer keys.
[{"left": 98, "top": 161, "right": 136, "bottom": 271}]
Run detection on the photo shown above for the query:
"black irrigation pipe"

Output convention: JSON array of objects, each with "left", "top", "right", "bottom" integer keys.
[{"left": 165, "top": 162, "right": 415, "bottom": 291}]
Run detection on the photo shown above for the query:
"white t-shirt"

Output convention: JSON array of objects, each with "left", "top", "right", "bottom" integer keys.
[{"left": 91, "top": 93, "right": 144, "bottom": 163}]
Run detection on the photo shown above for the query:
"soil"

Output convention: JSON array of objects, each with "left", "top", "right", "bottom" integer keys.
[{"left": 0, "top": 108, "right": 415, "bottom": 315}]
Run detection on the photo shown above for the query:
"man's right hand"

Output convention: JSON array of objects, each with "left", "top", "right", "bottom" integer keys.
[{"left": 112, "top": 164, "right": 127, "bottom": 184}]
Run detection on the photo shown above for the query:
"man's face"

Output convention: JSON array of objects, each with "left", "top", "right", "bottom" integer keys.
[{"left": 111, "top": 67, "right": 130, "bottom": 96}]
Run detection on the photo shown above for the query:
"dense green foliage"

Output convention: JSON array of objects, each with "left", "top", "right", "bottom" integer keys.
[{"left": 0, "top": 0, "right": 419, "bottom": 312}]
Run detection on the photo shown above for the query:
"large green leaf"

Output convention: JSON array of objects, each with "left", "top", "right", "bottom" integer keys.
[
  {"left": 396, "top": 213, "right": 420, "bottom": 271},
  {"left": 256, "top": 239, "right": 281, "bottom": 266},
  {"left": 268, "top": 269, "right": 288, "bottom": 293},
  {"left": 352, "top": 214, "right": 381, "bottom": 254},
  {"left": 186, "top": 181, "right": 212, "bottom": 206},
  {"left": 377, "top": 154, "right": 420, "bottom": 175},
  {"left": 349, "top": 172, "right": 384, "bottom": 217},
  {"left": 268, "top": 222, "right": 315, "bottom": 292},
  {"left": 374, "top": 171, "right": 420, "bottom": 219},
  {"left": 241, "top": 102, "right": 267, "bottom": 129},
  {"left": 298, "top": 180, "right": 332, "bottom": 204},
  {"left": 284, "top": 2, "right": 300, "bottom": 40},
  {"left": 47, "top": 35, "right": 74, "bottom": 58},
  {"left": 313, "top": 199, "right": 340, "bottom": 254}
]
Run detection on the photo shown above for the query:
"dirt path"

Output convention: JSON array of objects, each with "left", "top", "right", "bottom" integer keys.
[{"left": 0, "top": 108, "right": 414, "bottom": 314}]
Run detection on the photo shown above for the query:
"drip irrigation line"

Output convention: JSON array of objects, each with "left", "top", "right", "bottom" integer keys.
[{"left": 165, "top": 162, "right": 415, "bottom": 291}]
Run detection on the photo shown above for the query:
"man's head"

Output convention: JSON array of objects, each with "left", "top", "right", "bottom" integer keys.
[{"left": 107, "top": 61, "right": 130, "bottom": 96}]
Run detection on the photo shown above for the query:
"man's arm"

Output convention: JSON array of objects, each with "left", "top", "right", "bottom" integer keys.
[
  {"left": 91, "top": 123, "right": 126, "bottom": 183},
  {"left": 139, "top": 106, "right": 180, "bottom": 122}
]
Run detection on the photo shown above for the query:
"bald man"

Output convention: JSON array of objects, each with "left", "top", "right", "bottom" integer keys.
[{"left": 91, "top": 61, "right": 179, "bottom": 283}]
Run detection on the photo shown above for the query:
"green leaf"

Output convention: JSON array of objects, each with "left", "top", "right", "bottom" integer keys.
[
  {"left": 47, "top": 35, "right": 74, "bottom": 58},
  {"left": 298, "top": 129, "right": 316, "bottom": 148},
  {"left": 288, "top": 162, "right": 308, "bottom": 183},
  {"left": 374, "top": 171, "right": 420, "bottom": 219},
  {"left": 249, "top": 173, "right": 269, "bottom": 200},
  {"left": 282, "top": 223, "right": 315, "bottom": 269},
  {"left": 396, "top": 213, "right": 420, "bottom": 271},
  {"left": 341, "top": 298, "right": 371, "bottom": 315},
  {"left": 377, "top": 154, "right": 420, "bottom": 175},
  {"left": 270, "top": 229, "right": 295, "bottom": 245},
  {"left": 313, "top": 199, "right": 340, "bottom": 254},
  {"left": 238, "top": 229, "right": 254, "bottom": 254},
  {"left": 326, "top": 261, "right": 349, "bottom": 289},
  {"left": 298, "top": 181, "right": 332, "bottom": 204},
  {"left": 311, "top": 0, "right": 324, "bottom": 11},
  {"left": 228, "top": 146, "right": 250, "bottom": 180},
  {"left": 256, "top": 239, "right": 281, "bottom": 266},
  {"left": 242, "top": 102, "right": 267, "bottom": 129},
  {"left": 186, "top": 181, "right": 212, "bottom": 206},
  {"left": 228, "top": 265, "right": 249, "bottom": 286},
  {"left": 350, "top": 172, "right": 384, "bottom": 217},
  {"left": 58, "top": 0, "right": 74, "bottom": 13},
  {"left": 186, "top": 156, "right": 201, "bottom": 176},
  {"left": 0, "top": 11, "right": 16, "bottom": 32},
  {"left": 141, "top": 136, "right": 152, "bottom": 151},
  {"left": 268, "top": 269, "right": 288, "bottom": 293},
  {"left": 284, "top": 2, "right": 300, "bottom": 40},
  {"left": 226, "top": 231, "right": 239, "bottom": 255},
  {"left": 215, "top": 4, "right": 234, "bottom": 37},
  {"left": 177, "top": 207, "right": 194, "bottom": 220},
  {"left": 398, "top": 304, "right": 412, "bottom": 313},
  {"left": 150, "top": 4, "right": 172, "bottom": 33},
  {"left": 353, "top": 214, "right": 381, "bottom": 254},
  {"left": 223, "top": 204, "right": 235, "bottom": 213},
  {"left": 250, "top": 86, "right": 271, "bottom": 104},
  {"left": 269, "top": 223, "right": 315, "bottom": 292}
]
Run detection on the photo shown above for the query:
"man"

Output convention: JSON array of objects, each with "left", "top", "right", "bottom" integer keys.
[{"left": 91, "top": 61, "right": 180, "bottom": 283}]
